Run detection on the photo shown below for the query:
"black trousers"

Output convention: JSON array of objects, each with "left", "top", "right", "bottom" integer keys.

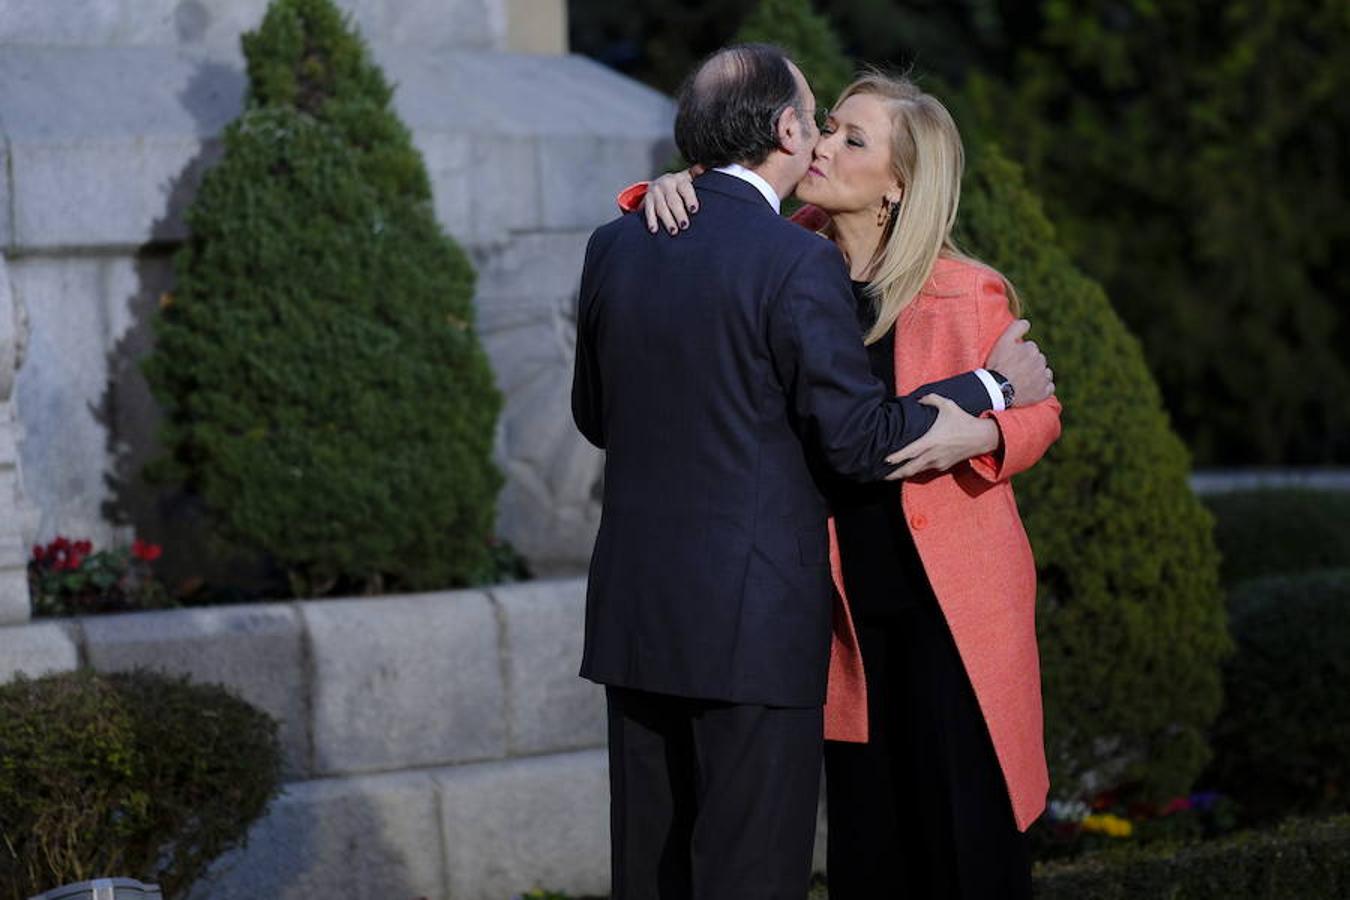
[
  {"left": 823, "top": 611, "right": 1032, "bottom": 900},
  {"left": 605, "top": 686, "right": 824, "bottom": 900}
]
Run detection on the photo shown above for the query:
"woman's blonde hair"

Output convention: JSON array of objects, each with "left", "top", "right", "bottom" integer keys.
[{"left": 828, "top": 72, "right": 1020, "bottom": 345}]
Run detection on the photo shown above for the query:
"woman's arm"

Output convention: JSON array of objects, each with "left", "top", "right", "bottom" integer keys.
[
  {"left": 617, "top": 169, "right": 701, "bottom": 234},
  {"left": 968, "top": 272, "right": 1063, "bottom": 482},
  {"left": 615, "top": 171, "right": 829, "bottom": 234}
]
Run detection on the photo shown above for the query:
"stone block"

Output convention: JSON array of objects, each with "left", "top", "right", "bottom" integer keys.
[
  {"left": 0, "top": 569, "right": 31, "bottom": 626},
  {"left": 474, "top": 232, "right": 604, "bottom": 568},
  {"left": 505, "top": 0, "right": 567, "bottom": 55},
  {"left": 0, "top": 142, "right": 10, "bottom": 250},
  {"left": 1, "top": 253, "right": 17, "bottom": 399},
  {"left": 186, "top": 771, "right": 444, "bottom": 900},
  {"left": 493, "top": 578, "right": 604, "bottom": 755},
  {"left": 537, "top": 135, "right": 667, "bottom": 231},
  {"left": 12, "top": 254, "right": 173, "bottom": 547},
  {"left": 462, "top": 133, "right": 542, "bottom": 247},
  {"left": 436, "top": 749, "right": 610, "bottom": 900},
  {"left": 0, "top": 620, "right": 79, "bottom": 680},
  {"left": 304, "top": 590, "right": 506, "bottom": 776},
  {"left": 0, "top": 0, "right": 503, "bottom": 50},
  {"left": 0, "top": 46, "right": 242, "bottom": 251},
  {"left": 83, "top": 603, "right": 310, "bottom": 777}
]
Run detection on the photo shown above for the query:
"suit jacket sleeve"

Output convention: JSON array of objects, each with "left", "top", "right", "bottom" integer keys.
[
  {"left": 967, "top": 272, "right": 1062, "bottom": 481},
  {"left": 767, "top": 240, "right": 989, "bottom": 482},
  {"left": 571, "top": 231, "right": 606, "bottom": 448}
]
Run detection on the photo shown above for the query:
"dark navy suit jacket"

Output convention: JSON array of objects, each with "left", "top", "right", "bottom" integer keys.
[{"left": 572, "top": 171, "right": 990, "bottom": 707}]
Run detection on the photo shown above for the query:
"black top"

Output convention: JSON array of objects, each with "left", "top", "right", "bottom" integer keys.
[{"left": 829, "top": 282, "right": 932, "bottom": 619}]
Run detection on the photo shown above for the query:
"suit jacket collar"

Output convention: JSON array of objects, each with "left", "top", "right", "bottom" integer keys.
[{"left": 696, "top": 170, "right": 782, "bottom": 212}]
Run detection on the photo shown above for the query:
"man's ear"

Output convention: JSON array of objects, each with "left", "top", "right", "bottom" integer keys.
[{"left": 776, "top": 106, "right": 801, "bottom": 155}]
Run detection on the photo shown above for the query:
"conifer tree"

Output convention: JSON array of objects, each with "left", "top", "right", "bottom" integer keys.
[
  {"left": 735, "top": 0, "right": 855, "bottom": 110},
  {"left": 145, "top": 0, "right": 503, "bottom": 595},
  {"left": 957, "top": 145, "right": 1230, "bottom": 800}
]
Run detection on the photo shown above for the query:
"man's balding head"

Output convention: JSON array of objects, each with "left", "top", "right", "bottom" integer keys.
[{"left": 674, "top": 44, "right": 810, "bottom": 170}]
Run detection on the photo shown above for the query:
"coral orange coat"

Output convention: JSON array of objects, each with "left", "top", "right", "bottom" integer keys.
[{"left": 823, "top": 253, "right": 1061, "bottom": 832}]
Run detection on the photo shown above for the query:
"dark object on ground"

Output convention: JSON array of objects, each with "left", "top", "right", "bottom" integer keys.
[{"left": 29, "top": 879, "right": 161, "bottom": 900}]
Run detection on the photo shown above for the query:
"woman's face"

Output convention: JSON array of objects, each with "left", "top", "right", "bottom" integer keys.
[{"left": 795, "top": 93, "right": 901, "bottom": 216}]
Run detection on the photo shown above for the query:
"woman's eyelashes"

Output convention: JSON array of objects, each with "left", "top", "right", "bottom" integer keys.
[{"left": 822, "top": 123, "right": 865, "bottom": 148}]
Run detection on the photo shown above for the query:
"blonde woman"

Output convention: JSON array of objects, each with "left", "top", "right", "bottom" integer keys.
[{"left": 625, "top": 73, "right": 1061, "bottom": 897}]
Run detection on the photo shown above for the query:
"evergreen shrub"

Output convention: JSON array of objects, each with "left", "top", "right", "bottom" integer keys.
[
  {"left": 1203, "top": 489, "right": 1350, "bottom": 585},
  {"left": 144, "top": 0, "right": 503, "bottom": 596},
  {"left": 1032, "top": 816, "right": 1350, "bottom": 900},
  {"left": 0, "top": 669, "right": 281, "bottom": 899},
  {"left": 735, "top": 0, "right": 854, "bottom": 117},
  {"left": 1204, "top": 569, "right": 1350, "bottom": 823},
  {"left": 737, "top": 0, "right": 1230, "bottom": 806},
  {"left": 956, "top": 145, "right": 1230, "bottom": 802}
]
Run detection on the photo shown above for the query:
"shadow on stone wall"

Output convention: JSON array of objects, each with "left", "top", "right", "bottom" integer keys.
[{"left": 98, "top": 59, "right": 279, "bottom": 600}]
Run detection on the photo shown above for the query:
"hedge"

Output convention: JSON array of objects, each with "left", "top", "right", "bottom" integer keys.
[
  {"left": 1203, "top": 569, "right": 1350, "bottom": 823},
  {"left": 0, "top": 669, "right": 281, "bottom": 899},
  {"left": 1204, "top": 489, "right": 1350, "bottom": 585},
  {"left": 1033, "top": 816, "right": 1350, "bottom": 899}
]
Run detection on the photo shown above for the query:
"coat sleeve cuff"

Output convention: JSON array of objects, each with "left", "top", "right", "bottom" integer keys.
[{"left": 617, "top": 181, "right": 649, "bottom": 213}]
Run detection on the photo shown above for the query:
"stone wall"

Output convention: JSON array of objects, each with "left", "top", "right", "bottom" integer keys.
[
  {"left": 0, "top": 579, "right": 830, "bottom": 897},
  {"left": 0, "top": 579, "right": 612, "bottom": 898},
  {"left": 0, "top": 0, "right": 670, "bottom": 610},
  {"left": 0, "top": 255, "right": 38, "bottom": 624}
]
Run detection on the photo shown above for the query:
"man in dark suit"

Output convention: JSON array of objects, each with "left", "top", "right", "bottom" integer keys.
[{"left": 572, "top": 44, "right": 1051, "bottom": 899}]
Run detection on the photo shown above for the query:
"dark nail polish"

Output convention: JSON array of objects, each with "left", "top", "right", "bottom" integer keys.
[{"left": 680, "top": 220, "right": 688, "bottom": 229}]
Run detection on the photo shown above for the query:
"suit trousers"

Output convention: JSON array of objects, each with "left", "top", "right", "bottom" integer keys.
[{"left": 605, "top": 686, "right": 824, "bottom": 900}]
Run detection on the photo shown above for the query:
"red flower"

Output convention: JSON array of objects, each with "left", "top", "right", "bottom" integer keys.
[
  {"left": 31, "top": 544, "right": 46, "bottom": 563},
  {"left": 1161, "top": 796, "right": 1192, "bottom": 816},
  {"left": 131, "top": 538, "right": 163, "bottom": 562}
]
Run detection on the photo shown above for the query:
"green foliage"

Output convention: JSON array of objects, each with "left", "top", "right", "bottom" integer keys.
[
  {"left": 573, "top": 0, "right": 1350, "bottom": 464},
  {"left": 1203, "top": 570, "right": 1350, "bottom": 824},
  {"left": 956, "top": 145, "right": 1230, "bottom": 802},
  {"left": 569, "top": 0, "right": 756, "bottom": 93},
  {"left": 734, "top": 0, "right": 855, "bottom": 109},
  {"left": 144, "top": 0, "right": 503, "bottom": 596},
  {"left": 1032, "top": 816, "right": 1350, "bottom": 900},
  {"left": 0, "top": 669, "right": 281, "bottom": 899},
  {"left": 1203, "top": 489, "right": 1350, "bottom": 585},
  {"left": 955, "top": 1, "right": 1350, "bottom": 464}
]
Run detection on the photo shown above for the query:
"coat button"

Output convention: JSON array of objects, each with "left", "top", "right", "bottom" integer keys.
[{"left": 910, "top": 513, "right": 928, "bottom": 530}]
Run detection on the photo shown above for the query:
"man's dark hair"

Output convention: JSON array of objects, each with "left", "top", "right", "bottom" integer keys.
[{"left": 674, "top": 43, "right": 804, "bottom": 169}]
